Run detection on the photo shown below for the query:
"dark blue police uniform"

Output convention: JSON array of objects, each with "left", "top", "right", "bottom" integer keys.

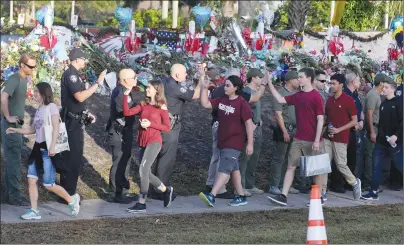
[
  {"left": 59, "top": 64, "right": 87, "bottom": 196},
  {"left": 153, "top": 77, "right": 194, "bottom": 190},
  {"left": 106, "top": 85, "right": 137, "bottom": 200}
]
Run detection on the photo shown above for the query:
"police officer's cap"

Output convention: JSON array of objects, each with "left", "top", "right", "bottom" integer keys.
[{"left": 69, "top": 48, "right": 86, "bottom": 61}]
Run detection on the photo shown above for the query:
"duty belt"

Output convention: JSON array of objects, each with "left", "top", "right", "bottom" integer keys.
[{"left": 169, "top": 113, "right": 181, "bottom": 129}]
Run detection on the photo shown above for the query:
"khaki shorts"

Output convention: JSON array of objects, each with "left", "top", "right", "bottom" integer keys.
[{"left": 288, "top": 139, "right": 322, "bottom": 167}]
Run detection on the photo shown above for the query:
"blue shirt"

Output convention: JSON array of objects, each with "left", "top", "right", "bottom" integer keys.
[{"left": 344, "top": 87, "right": 362, "bottom": 120}]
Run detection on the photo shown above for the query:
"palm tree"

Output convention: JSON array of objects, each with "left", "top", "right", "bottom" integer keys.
[{"left": 288, "top": 0, "right": 311, "bottom": 31}]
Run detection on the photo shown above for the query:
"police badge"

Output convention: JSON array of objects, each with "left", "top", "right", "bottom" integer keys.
[{"left": 70, "top": 75, "right": 77, "bottom": 83}]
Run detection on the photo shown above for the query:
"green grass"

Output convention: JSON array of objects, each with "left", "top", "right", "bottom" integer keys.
[{"left": 1, "top": 204, "right": 403, "bottom": 244}]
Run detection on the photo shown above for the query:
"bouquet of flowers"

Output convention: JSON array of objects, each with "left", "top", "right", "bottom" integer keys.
[{"left": 1, "top": 37, "right": 67, "bottom": 96}]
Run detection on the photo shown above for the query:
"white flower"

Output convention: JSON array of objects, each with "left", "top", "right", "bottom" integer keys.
[{"left": 8, "top": 43, "right": 19, "bottom": 53}]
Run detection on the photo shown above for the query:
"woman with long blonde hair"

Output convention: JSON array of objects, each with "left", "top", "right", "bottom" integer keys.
[{"left": 122, "top": 79, "right": 172, "bottom": 213}]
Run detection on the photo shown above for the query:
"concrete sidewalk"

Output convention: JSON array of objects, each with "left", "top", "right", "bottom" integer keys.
[{"left": 1, "top": 190, "right": 403, "bottom": 224}]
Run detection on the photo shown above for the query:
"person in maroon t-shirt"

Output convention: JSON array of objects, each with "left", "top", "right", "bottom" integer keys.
[
  {"left": 322, "top": 74, "right": 362, "bottom": 202},
  {"left": 120, "top": 76, "right": 172, "bottom": 213},
  {"left": 267, "top": 67, "right": 325, "bottom": 206},
  {"left": 199, "top": 75, "right": 254, "bottom": 207}
]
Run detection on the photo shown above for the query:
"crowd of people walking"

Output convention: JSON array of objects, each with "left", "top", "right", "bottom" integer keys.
[{"left": 1, "top": 50, "right": 402, "bottom": 219}]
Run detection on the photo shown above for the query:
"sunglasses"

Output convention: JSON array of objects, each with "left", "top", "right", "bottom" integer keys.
[
  {"left": 124, "top": 76, "right": 137, "bottom": 81},
  {"left": 318, "top": 80, "right": 327, "bottom": 83},
  {"left": 24, "top": 63, "right": 36, "bottom": 69}
]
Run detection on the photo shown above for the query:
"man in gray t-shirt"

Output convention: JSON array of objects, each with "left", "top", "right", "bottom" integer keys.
[
  {"left": 362, "top": 74, "right": 385, "bottom": 189},
  {"left": 1, "top": 54, "right": 36, "bottom": 206},
  {"left": 268, "top": 71, "right": 308, "bottom": 195}
]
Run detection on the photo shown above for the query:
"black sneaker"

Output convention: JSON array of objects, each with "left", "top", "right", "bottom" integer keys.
[
  {"left": 127, "top": 203, "right": 146, "bottom": 213},
  {"left": 267, "top": 194, "right": 287, "bottom": 206},
  {"left": 8, "top": 196, "right": 30, "bottom": 206},
  {"left": 114, "top": 194, "right": 133, "bottom": 204},
  {"left": 216, "top": 191, "right": 235, "bottom": 199},
  {"left": 205, "top": 186, "right": 213, "bottom": 193},
  {"left": 163, "top": 186, "right": 173, "bottom": 207},
  {"left": 388, "top": 184, "right": 402, "bottom": 191}
]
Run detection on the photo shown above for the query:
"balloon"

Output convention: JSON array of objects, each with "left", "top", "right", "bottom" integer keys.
[
  {"left": 191, "top": 6, "right": 211, "bottom": 30},
  {"left": 52, "top": 40, "right": 68, "bottom": 61},
  {"left": 262, "top": 3, "right": 274, "bottom": 28},
  {"left": 114, "top": 7, "right": 133, "bottom": 31},
  {"left": 35, "top": 4, "right": 54, "bottom": 26},
  {"left": 271, "top": 10, "right": 281, "bottom": 28},
  {"left": 395, "top": 32, "right": 404, "bottom": 48},
  {"left": 328, "top": 40, "right": 344, "bottom": 56},
  {"left": 390, "top": 16, "right": 403, "bottom": 32}
]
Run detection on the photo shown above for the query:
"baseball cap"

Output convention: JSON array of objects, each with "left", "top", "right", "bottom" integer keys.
[
  {"left": 373, "top": 73, "right": 387, "bottom": 86},
  {"left": 247, "top": 68, "right": 264, "bottom": 79},
  {"left": 68, "top": 48, "right": 86, "bottom": 61},
  {"left": 285, "top": 71, "right": 298, "bottom": 81},
  {"left": 384, "top": 75, "right": 395, "bottom": 85}
]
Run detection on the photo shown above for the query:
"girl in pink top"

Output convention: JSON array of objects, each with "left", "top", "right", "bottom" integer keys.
[{"left": 6, "top": 82, "right": 80, "bottom": 220}]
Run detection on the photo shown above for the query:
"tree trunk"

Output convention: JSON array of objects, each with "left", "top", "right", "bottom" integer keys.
[{"left": 288, "top": 0, "right": 311, "bottom": 31}]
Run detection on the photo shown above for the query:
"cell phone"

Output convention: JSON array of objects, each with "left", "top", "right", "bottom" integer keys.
[{"left": 18, "top": 119, "right": 24, "bottom": 125}]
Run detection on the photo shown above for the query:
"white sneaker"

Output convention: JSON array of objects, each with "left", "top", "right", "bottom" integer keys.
[
  {"left": 246, "top": 187, "right": 264, "bottom": 195},
  {"left": 21, "top": 209, "right": 41, "bottom": 220},
  {"left": 68, "top": 194, "right": 80, "bottom": 217}
]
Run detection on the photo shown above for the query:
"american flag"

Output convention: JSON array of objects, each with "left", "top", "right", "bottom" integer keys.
[{"left": 149, "top": 30, "right": 178, "bottom": 50}]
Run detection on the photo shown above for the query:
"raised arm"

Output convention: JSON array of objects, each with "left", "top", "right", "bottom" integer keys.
[
  {"left": 250, "top": 70, "right": 270, "bottom": 103},
  {"left": 123, "top": 93, "right": 142, "bottom": 116},
  {"left": 73, "top": 70, "right": 106, "bottom": 102},
  {"left": 200, "top": 75, "right": 213, "bottom": 109},
  {"left": 192, "top": 63, "right": 206, "bottom": 100}
]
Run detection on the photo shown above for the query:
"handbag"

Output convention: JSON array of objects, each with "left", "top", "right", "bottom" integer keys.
[
  {"left": 44, "top": 104, "right": 70, "bottom": 154},
  {"left": 300, "top": 153, "right": 331, "bottom": 177}
]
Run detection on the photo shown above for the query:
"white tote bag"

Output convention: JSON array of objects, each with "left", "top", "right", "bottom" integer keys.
[
  {"left": 300, "top": 153, "right": 331, "bottom": 177},
  {"left": 44, "top": 104, "right": 70, "bottom": 154}
]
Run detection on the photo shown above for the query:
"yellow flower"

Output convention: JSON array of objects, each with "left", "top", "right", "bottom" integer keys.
[{"left": 30, "top": 44, "right": 40, "bottom": 52}]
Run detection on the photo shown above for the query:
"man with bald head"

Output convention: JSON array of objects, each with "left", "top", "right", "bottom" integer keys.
[
  {"left": 106, "top": 69, "right": 138, "bottom": 203},
  {"left": 150, "top": 63, "right": 202, "bottom": 200}
]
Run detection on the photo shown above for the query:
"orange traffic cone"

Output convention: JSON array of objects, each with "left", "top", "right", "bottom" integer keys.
[{"left": 306, "top": 185, "right": 327, "bottom": 244}]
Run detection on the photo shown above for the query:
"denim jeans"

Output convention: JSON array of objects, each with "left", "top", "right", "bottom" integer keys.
[
  {"left": 371, "top": 143, "right": 403, "bottom": 191},
  {"left": 27, "top": 149, "right": 56, "bottom": 187}
]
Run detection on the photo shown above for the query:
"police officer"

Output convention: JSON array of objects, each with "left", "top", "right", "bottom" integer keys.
[
  {"left": 150, "top": 63, "right": 202, "bottom": 200},
  {"left": 59, "top": 48, "right": 107, "bottom": 201},
  {"left": 106, "top": 69, "right": 137, "bottom": 203}
]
